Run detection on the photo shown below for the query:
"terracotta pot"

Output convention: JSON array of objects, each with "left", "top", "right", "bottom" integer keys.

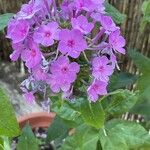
[{"left": 17, "top": 112, "right": 56, "bottom": 129}]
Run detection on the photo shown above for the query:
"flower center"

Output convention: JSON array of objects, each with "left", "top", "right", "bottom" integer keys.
[
  {"left": 31, "top": 49, "right": 36, "bottom": 57},
  {"left": 45, "top": 32, "right": 51, "bottom": 37},
  {"left": 21, "top": 28, "right": 26, "bottom": 36},
  {"left": 92, "top": 84, "right": 99, "bottom": 91},
  {"left": 79, "top": 2, "right": 84, "bottom": 8},
  {"left": 67, "top": 40, "right": 75, "bottom": 48},
  {"left": 99, "top": 66, "right": 104, "bottom": 71},
  {"left": 61, "top": 66, "right": 69, "bottom": 74}
]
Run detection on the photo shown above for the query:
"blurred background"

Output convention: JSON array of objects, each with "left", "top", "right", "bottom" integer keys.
[{"left": 0, "top": 0, "right": 149, "bottom": 116}]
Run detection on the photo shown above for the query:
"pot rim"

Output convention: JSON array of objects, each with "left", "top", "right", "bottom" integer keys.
[{"left": 17, "top": 112, "right": 56, "bottom": 129}]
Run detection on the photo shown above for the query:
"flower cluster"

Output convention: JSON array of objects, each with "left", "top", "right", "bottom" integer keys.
[{"left": 7, "top": 0, "right": 126, "bottom": 103}]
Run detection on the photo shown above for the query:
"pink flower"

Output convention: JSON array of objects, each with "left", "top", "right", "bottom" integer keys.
[
  {"left": 100, "top": 15, "right": 119, "bottom": 33},
  {"left": 16, "top": 0, "right": 42, "bottom": 19},
  {"left": 88, "top": 80, "right": 108, "bottom": 102},
  {"left": 92, "top": 56, "right": 114, "bottom": 82},
  {"left": 71, "top": 15, "right": 94, "bottom": 34},
  {"left": 61, "top": 0, "right": 74, "bottom": 17},
  {"left": 48, "top": 56, "right": 80, "bottom": 92},
  {"left": 7, "top": 19, "right": 30, "bottom": 43},
  {"left": 23, "top": 91, "right": 35, "bottom": 104},
  {"left": 47, "top": 75, "right": 71, "bottom": 93},
  {"left": 74, "top": 0, "right": 104, "bottom": 12},
  {"left": 10, "top": 42, "right": 24, "bottom": 61},
  {"left": 58, "top": 29, "right": 87, "bottom": 58},
  {"left": 32, "top": 65, "right": 48, "bottom": 81},
  {"left": 33, "top": 22, "right": 60, "bottom": 47},
  {"left": 109, "top": 30, "right": 126, "bottom": 54},
  {"left": 21, "top": 42, "right": 42, "bottom": 69}
]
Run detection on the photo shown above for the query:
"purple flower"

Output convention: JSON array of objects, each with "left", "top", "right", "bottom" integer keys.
[
  {"left": 109, "top": 30, "right": 126, "bottom": 54},
  {"left": 92, "top": 56, "right": 114, "bottom": 82},
  {"left": 87, "top": 80, "right": 108, "bottom": 102},
  {"left": 7, "top": 19, "right": 30, "bottom": 43},
  {"left": 23, "top": 91, "right": 35, "bottom": 104},
  {"left": 47, "top": 56, "right": 80, "bottom": 92},
  {"left": 21, "top": 42, "right": 42, "bottom": 69},
  {"left": 100, "top": 15, "right": 119, "bottom": 33},
  {"left": 10, "top": 42, "right": 24, "bottom": 61},
  {"left": 61, "top": 0, "right": 74, "bottom": 18},
  {"left": 71, "top": 15, "right": 94, "bottom": 34},
  {"left": 32, "top": 65, "right": 48, "bottom": 81},
  {"left": 74, "top": 0, "right": 104, "bottom": 12},
  {"left": 16, "top": 0, "right": 42, "bottom": 19},
  {"left": 58, "top": 29, "right": 87, "bottom": 58},
  {"left": 33, "top": 22, "right": 60, "bottom": 47},
  {"left": 47, "top": 75, "right": 61, "bottom": 93}
]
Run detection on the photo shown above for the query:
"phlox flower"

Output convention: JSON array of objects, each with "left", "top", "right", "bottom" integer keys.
[
  {"left": 32, "top": 65, "right": 48, "bottom": 81},
  {"left": 16, "top": 0, "right": 42, "bottom": 19},
  {"left": 71, "top": 15, "right": 94, "bottom": 34},
  {"left": 58, "top": 29, "right": 87, "bottom": 58},
  {"left": 47, "top": 56, "right": 80, "bottom": 92},
  {"left": 10, "top": 42, "right": 24, "bottom": 61},
  {"left": 7, "top": 19, "right": 30, "bottom": 43},
  {"left": 23, "top": 91, "right": 35, "bottom": 104},
  {"left": 99, "top": 15, "right": 119, "bottom": 33},
  {"left": 87, "top": 80, "right": 108, "bottom": 102},
  {"left": 109, "top": 30, "right": 126, "bottom": 54},
  {"left": 33, "top": 22, "right": 60, "bottom": 47},
  {"left": 92, "top": 56, "right": 114, "bottom": 82},
  {"left": 74, "top": 0, "right": 104, "bottom": 12},
  {"left": 21, "top": 42, "right": 42, "bottom": 69}
]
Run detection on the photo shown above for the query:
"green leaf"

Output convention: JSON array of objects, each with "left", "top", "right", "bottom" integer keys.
[
  {"left": 141, "top": 0, "right": 150, "bottom": 29},
  {"left": 0, "top": 13, "right": 14, "bottom": 31},
  {"left": 105, "top": 2, "right": 126, "bottom": 24},
  {"left": 96, "top": 140, "right": 102, "bottom": 150},
  {"left": 106, "top": 90, "right": 138, "bottom": 116},
  {"left": 100, "top": 119, "right": 150, "bottom": 150},
  {"left": 80, "top": 99, "right": 105, "bottom": 129},
  {"left": 60, "top": 125, "right": 99, "bottom": 150},
  {"left": 2, "top": 137, "right": 11, "bottom": 150},
  {"left": 142, "top": 0, "right": 150, "bottom": 16},
  {"left": 130, "top": 98, "right": 150, "bottom": 120},
  {"left": 128, "top": 49, "right": 150, "bottom": 99},
  {"left": 0, "top": 137, "right": 4, "bottom": 150},
  {"left": 0, "top": 87, "right": 20, "bottom": 137},
  {"left": 52, "top": 100, "right": 82, "bottom": 127},
  {"left": 17, "top": 124, "right": 39, "bottom": 150},
  {"left": 47, "top": 116, "right": 69, "bottom": 142},
  {"left": 109, "top": 72, "right": 138, "bottom": 91}
]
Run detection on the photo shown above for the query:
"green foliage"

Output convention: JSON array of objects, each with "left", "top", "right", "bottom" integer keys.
[
  {"left": 0, "top": 13, "right": 14, "bottom": 31},
  {"left": 100, "top": 119, "right": 150, "bottom": 150},
  {"left": 109, "top": 72, "right": 138, "bottom": 91},
  {"left": 131, "top": 98, "right": 150, "bottom": 121},
  {"left": 127, "top": 49, "right": 150, "bottom": 119},
  {"left": 105, "top": 2, "right": 126, "bottom": 24},
  {"left": 128, "top": 49, "right": 150, "bottom": 99},
  {"left": 47, "top": 116, "right": 69, "bottom": 142},
  {"left": 60, "top": 125, "right": 99, "bottom": 150},
  {"left": 2, "top": 137, "right": 11, "bottom": 150},
  {"left": 52, "top": 100, "right": 82, "bottom": 127},
  {"left": 140, "top": 0, "right": 150, "bottom": 31},
  {"left": 0, "top": 137, "right": 11, "bottom": 150},
  {"left": 80, "top": 99, "right": 105, "bottom": 129},
  {"left": 17, "top": 124, "right": 39, "bottom": 150},
  {"left": 106, "top": 90, "right": 138, "bottom": 116},
  {"left": 0, "top": 87, "right": 20, "bottom": 137}
]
